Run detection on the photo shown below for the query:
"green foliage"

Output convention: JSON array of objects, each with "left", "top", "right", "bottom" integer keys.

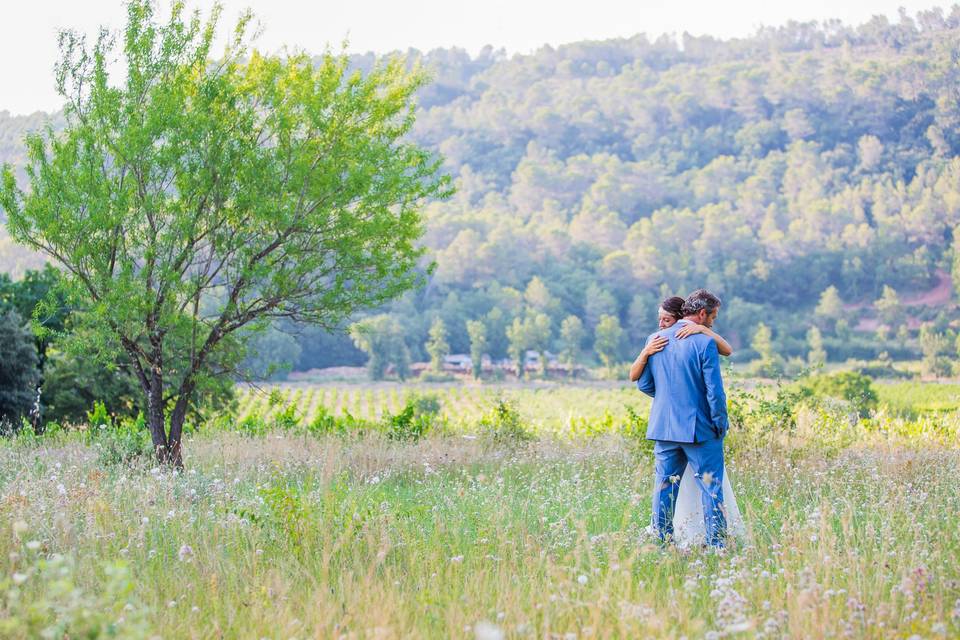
[
  {"left": 238, "top": 412, "right": 268, "bottom": 438},
  {"left": 259, "top": 475, "right": 313, "bottom": 550},
  {"left": 749, "top": 322, "right": 785, "bottom": 377},
  {"left": 241, "top": 327, "right": 303, "bottom": 381},
  {"left": 86, "top": 400, "right": 110, "bottom": 429},
  {"left": 506, "top": 312, "right": 552, "bottom": 377},
  {"left": 466, "top": 319, "right": 487, "bottom": 379},
  {"left": 874, "top": 285, "right": 903, "bottom": 328},
  {"left": 0, "top": 549, "right": 150, "bottom": 639},
  {"left": 726, "top": 376, "right": 812, "bottom": 453},
  {"left": 306, "top": 407, "right": 371, "bottom": 437},
  {"left": 0, "top": 0, "right": 448, "bottom": 463},
  {"left": 0, "top": 264, "right": 70, "bottom": 369},
  {"left": 425, "top": 317, "right": 450, "bottom": 372},
  {"left": 559, "top": 315, "right": 585, "bottom": 370},
  {"left": 41, "top": 352, "right": 141, "bottom": 425},
  {"left": 86, "top": 410, "right": 153, "bottom": 466},
  {"left": 268, "top": 389, "right": 285, "bottom": 408},
  {"left": 593, "top": 314, "right": 624, "bottom": 369},
  {"left": 477, "top": 398, "right": 534, "bottom": 445},
  {"left": 805, "top": 326, "right": 827, "bottom": 365},
  {"left": 7, "top": 15, "right": 960, "bottom": 376},
  {"left": 0, "top": 310, "right": 39, "bottom": 431},
  {"left": 621, "top": 405, "right": 648, "bottom": 440},
  {"left": 272, "top": 404, "right": 300, "bottom": 432},
  {"left": 919, "top": 324, "right": 955, "bottom": 378},
  {"left": 875, "top": 381, "right": 960, "bottom": 416},
  {"left": 350, "top": 315, "right": 412, "bottom": 381},
  {"left": 801, "top": 371, "right": 879, "bottom": 418},
  {"left": 385, "top": 394, "right": 443, "bottom": 442}
]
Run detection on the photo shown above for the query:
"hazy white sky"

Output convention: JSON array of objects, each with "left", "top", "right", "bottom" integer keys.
[{"left": 0, "top": 0, "right": 951, "bottom": 115}]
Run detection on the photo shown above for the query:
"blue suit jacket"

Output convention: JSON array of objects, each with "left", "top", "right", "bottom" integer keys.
[{"left": 636, "top": 320, "right": 729, "bottom": 443}]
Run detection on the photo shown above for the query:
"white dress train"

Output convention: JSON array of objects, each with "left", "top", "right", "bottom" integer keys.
[{"left": 670, "top": 463, "right": 747, "bottom": 547}]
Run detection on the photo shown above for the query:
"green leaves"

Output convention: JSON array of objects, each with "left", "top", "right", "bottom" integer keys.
[{"left": 0, "top": 0, "right": 448, "bottom": 458}]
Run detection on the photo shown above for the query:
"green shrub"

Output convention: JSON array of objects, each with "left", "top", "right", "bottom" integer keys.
[
  {"left": 238, "top": 412, "right": 267, "bottom": 437},
  {"left": 801, "top": 371, "right": 878, "bottom": 418},
  {"left": 305, "top": 406, "right": 371, "bottom": 437},
  {"left": 268, "top": 388, "right": 285, "bottom": 407},
  {"left": 42, "top": 353, "right": 141, "bottom": 426},
  {"left": 383, "top": 394, "right": 443, "bottom": 442},
  {"left": 259, "top": 475, "right": 314, "bottom": 550},
  {"left": 87, "top": 411, "right": 153, "bottom": 466},
  {"left": 477, "top": 398, "right": 534, "bottom": 445},
  {"left": 272, "top": 404, "right": 300, "bottom": 431},
  {"left": 0, "top": 309, "right": 40, "bottom": 433},
  {"left": 385, "top": 404, "right": 431, "bottom": 442}
]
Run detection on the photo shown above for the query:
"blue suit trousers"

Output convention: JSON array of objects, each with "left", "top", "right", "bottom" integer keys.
[{"left": 652, "top": 437, "right": 727, "bottom": 547}]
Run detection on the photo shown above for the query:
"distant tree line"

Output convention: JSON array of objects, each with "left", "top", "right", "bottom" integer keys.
[{"left": 3, "top": 8, "right": 960, "bottom": 377}]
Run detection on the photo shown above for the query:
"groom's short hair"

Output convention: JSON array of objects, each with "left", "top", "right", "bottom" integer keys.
[{"left": 682, "top": 289, "right": 722, "bottom": 316}]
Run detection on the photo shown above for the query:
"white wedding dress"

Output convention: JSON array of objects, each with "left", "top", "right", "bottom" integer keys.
[{"left": 669, "top": 463, "right": 747, "bottom": 547}]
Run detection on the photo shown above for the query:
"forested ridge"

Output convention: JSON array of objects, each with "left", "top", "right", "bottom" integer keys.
[{"left": 3, "top": 7, "right": 960, "bottom": 370}]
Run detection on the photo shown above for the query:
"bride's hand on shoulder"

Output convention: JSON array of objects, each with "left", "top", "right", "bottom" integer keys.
[
  {"left": 675, "top": 323, "right": 705, "bottom": 339},
  {"left": 642, "top": 335, "right": 669, "bottom": 356}
]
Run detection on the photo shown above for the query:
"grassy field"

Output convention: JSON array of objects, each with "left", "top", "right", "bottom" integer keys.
[{"left": 1, "top": 382, "right": 959, "bottom": 638}]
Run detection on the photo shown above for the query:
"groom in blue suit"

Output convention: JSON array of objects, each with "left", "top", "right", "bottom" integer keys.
[{"left": 636, "top": 289, "right": 729, "bottom": 547}]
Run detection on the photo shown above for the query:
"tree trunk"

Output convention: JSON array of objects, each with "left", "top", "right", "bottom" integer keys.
[
  {"left": 166, "top": 385, "right": 194, "bottom": 471},
  {"left": 145, "top": 375, "right": 172, "bottom": 466}
]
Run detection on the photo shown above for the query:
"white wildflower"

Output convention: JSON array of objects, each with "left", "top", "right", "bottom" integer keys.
[{"left": 474, "top": 620, "right": 504, "bottom": 640}]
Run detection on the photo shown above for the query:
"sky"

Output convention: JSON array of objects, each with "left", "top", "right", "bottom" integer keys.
[{"left": 0, "top": 0, "right": 951, "bottom": 115}]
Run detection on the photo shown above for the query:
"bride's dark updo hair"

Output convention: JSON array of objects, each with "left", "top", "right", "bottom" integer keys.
[{"left": 661, "top": 296, "right": 685, "bottom": 321}]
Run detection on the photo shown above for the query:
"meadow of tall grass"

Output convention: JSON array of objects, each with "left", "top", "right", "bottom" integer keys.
[{"left": 1, "top": 382, "right": 958, "bottom": 638}]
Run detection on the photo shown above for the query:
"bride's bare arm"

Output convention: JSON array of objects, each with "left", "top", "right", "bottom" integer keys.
[
  {"left": 675, "top": 324, "right": 733, "bottom": 356},
  {"left": 629, "top": 335, "right": 669, "bottom": 381}
]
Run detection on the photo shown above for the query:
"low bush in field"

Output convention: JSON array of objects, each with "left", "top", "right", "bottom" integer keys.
[
  {"left": 385, "top": 393, "right": 444, "bottom": 441},
  {"left": 84, "top": 402, "right": 153, "bottom": 466},
  {"left": 798, "top": 371, "right": 878, "bottom": 418},
  {"left": 478, "top": 398, "right": 534, "bottom": 445}
]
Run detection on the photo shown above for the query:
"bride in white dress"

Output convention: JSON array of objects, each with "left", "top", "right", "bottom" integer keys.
[
  {"left": 629, "top": 296, "right": 747, "bottom": 547},
  {"left": 670, "top": 462, "right": 747, "bottom": 547}
]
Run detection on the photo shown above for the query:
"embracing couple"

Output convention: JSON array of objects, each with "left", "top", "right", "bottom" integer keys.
[{"left": 629, "top": 289, "right": 745, "bottom": 549}]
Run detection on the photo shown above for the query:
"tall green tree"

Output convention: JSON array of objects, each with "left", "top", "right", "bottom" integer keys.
[
  {"left": 750, "top": 322, "right": 785, "bottom": 377},
  {"left": 527, "top": 312, "right": 552, "bottom": 376},
  {"left": 465, "top": 319, "right": 487, "bottom": 380},
  {"left": 874, "top": 285, "right": 902, "bottom": 328},
  {"left": 593, "top": 314, "right": 623, "bottom": 369},
  {"left": 0, "top": 264, "right": 70, "bottom": 370},
  {"left": 0, "top": 2, "right": 448, "bottom": 465},
  {"left": 814, "top": 286, "right": 843, "bottom": 332},
  {"left": 506, "top": 317, "right": 528, "bottom": 378},
  {"left": 559, "top": 315, "right": 585, "bottom": 371},
  {"left": 919, "top": 324, "right": 953, "bottom": 378},
  {"left": 0, "top": 264, "right": 71, "bottom": 429},
  {"left": 350, "top": 315, "right": 411, "bottom": 381},
  {"left": 0, "top": 310, "right": 40, "bottom": 430},
  {"left": 806, "top": 326, "right": 827, "bottom": 365},
  {"left": 425, "top": 317, "right": 450, "bottom": 372}
]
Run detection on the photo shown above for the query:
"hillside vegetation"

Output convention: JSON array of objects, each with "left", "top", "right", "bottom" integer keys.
[{"left": 3, "top": 8, "right": 960, "bottom": 370}]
